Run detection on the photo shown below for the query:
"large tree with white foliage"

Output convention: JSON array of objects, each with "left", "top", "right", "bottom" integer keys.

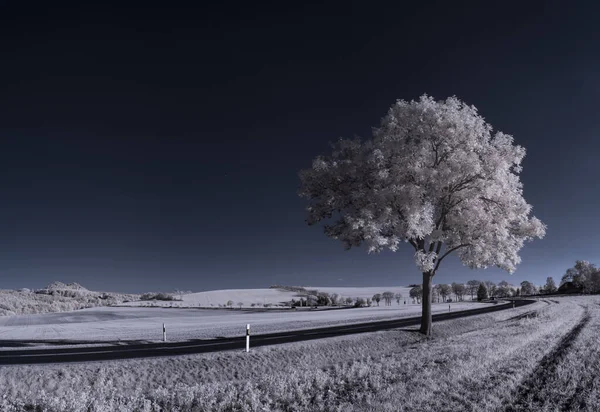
[{"left": 298, "top": 95, "right": 546, "bottom": 335}]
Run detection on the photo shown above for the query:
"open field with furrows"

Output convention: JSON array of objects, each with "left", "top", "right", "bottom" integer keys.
[{"left": 1, "top": 296, "right": 598, "bottom": 411}]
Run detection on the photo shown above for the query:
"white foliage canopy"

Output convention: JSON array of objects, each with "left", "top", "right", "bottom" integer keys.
[{"left": 299, "top": 95, "right": 546, "bottom": 274}]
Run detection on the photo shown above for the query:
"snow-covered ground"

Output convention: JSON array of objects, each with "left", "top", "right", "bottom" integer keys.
[
  {"left": 120, "top": 288, "right": 303, "bottom": 308},
  {"left": 312, "top": 286, "right": 413, "bottom": 300},
  {"left": 119, "top": 286, "right": 416, "bottom": 308},
  {"left": 0, "top": 298, "right": 561, "bottom": 412},
  {"left": 0, "top": 300, "right": 498, "bottom": 344}
]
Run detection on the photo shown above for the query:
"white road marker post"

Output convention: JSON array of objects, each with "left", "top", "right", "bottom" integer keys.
[
  {"left": 163, "top": 323, "right": 166, "bottom": 342},
  {"left": 246, "top": 324, "right": 250, "bottom": 352},
  {"left": 513, "top": 301, "right": 516, "bottom": 309},
  {"left": 448, "top": 304, "right": 451, "bottom": 313}
]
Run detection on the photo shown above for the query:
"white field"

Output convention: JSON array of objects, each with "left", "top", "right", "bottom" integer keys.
[
  {"left": 0, "top": 300, "right": 498, "bottom": 344},
  {"left": 123, "top": 288, "right": 301, "bottom": 308},
  {"left": 120, "top": 286, "right": 416, "bottom": 308},
  {"left": 0, "top": 297, "right": 572, "bottom": 412},
  {"left": 307, "top": 286, "right": 413, "bottom": 299}
]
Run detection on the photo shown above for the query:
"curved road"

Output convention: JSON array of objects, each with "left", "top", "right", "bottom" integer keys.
[{"left": 0, "top": 299, "right": 534, "bottom": 365}]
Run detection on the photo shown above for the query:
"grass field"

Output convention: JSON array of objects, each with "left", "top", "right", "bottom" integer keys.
[{"left": 1, "top": 296, "right": 596, "bottom": 411}]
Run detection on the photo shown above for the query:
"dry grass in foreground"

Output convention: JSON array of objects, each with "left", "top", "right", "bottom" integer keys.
[{"left": 0, "top": 297, "right": 597, "bottom": 411}]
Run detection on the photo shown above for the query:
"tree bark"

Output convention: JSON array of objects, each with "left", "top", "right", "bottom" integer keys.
[{"left": 420, "top": 271, "right": 434, "bottom": 336}]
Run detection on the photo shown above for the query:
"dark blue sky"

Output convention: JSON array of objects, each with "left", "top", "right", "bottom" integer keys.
[{"left": 1, "top": 1, "right": 598, "bottom": 293}]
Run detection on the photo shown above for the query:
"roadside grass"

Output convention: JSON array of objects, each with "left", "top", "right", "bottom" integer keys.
[{"left": 0, "top": 298, "right": 592, "bottom": 411}]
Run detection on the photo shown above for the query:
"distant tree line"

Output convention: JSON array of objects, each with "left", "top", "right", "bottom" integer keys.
[
  {"left": 269, "top": 285, "right": 310, "bottom": 293},
  {"left": 276, "top": 267, "right": 599, "bottom": 310},
  {"left": 271, "top": 262, "right": 600, "bottom": 310},
  {"left": 559, "top": 260, "right": 600, "bottom": 294},
  {"left": 140, "top": 292, "right": 178, "bottom": 301}
]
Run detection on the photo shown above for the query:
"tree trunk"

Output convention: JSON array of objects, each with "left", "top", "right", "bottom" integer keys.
[{"left": 420, "top": 271, "right": 434, "bottom": 336}]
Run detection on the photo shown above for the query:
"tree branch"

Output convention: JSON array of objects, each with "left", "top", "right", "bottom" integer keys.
[
  {"left": 428, "top": 238, "right": 436, "bottom": 253},
  {"left": 435, "top": 241, "right": 443, "bottom": 255},
  {"left": 435, "top": 203, "right": 446, "bottom": 230},
  {"left": 434, "top": 244, "right": 470, "bottom": 272},
  {"left": 448, "top": 174, "right": 483, "bottom": 194},
  {"left": 409, "top": 239, "right": 419, "bottom": 251},
  {"left": 479, "top": 196, "right": 504, "bottom": 208}
]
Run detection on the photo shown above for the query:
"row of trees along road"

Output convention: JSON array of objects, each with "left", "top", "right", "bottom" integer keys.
[
  {"left": 429, "top": 277, "right": 559, "bottom": 302},
  {"left": 299, "top": 95, "right": 546, "bottom": 335}
]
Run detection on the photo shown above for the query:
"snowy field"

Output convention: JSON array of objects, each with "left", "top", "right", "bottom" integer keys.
[
  {"left": 118, "top": 286, "right": 415, "bottom": 308},
  {"left": 121, "top": 288, "right": 300, "bottom": 308},
  {"left": 1, "top": 297, "right": 581, "bottom": 412},
  {"left": 0, "top": 300, "right": 496, "bottom": 344},
  {"left": 307, "top": 286, "right": 413, "bottom": 300}
]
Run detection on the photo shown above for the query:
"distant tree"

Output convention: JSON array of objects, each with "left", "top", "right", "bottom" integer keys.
[
  {"left": 589, "top": 270, "right": 600, "bottom": 294},
  {"left": 520, "top": 281, "right": 535, "bottom": 296},
  {"left": 543, "top": 277, "right": 557, "bottom": 294},
  {"left": 237, "top": 302, "right": 243, "bottom": 309},
  {"left": 345, "top": 297, "right": 354, "bottom": 305},
  {"left": 382, "top": 291, "right": 394, "bottom": 306},
  {"left": 437, "top": 284, "right": 451, "bottom": 302},
  {"left": 409, "top": 285, "right": 423, "bottom": 304},
  {"left": 515, "top": 288, "right": 520, "bottom": 296},
  {"left": 432, "top": 285, "right": 440, "bottom": 303},
  {"left": 316, "top": 292, "right": 332, "bottom": 306},
  {"left": 495, "top": 280, "right": 512, "bottom": 298},
  {"left": 226, "top": 300, "right": 233, "bottom": 308},
  {"left": 330, "top": 293, "right": 340, "bottom": 306},
  {"left": 477, "top": 283, "right": 488, "bottom": 301},
  {"left": 451, "top": 283, "right": 466, "bottom": 301},
  {"left": 299, "top": 95, "right": 546, "bottom": 335},
  {"left": 366, "top": 298, "right": 372, "bottom": 307},
  {"left": 466, "top": 280, "right": 481, "bottom": 301},
  {"left": 372, "top": 294, "right": 382, "bottom": 306},
  {"left": 395, "top": 293, "right": 403, "bottom": 305},
  {"left": 484, "top": 280, "right": 497, "bottom": 298},
  {"left": 561, "top": 261, "right": 599, "bottom": 293}
]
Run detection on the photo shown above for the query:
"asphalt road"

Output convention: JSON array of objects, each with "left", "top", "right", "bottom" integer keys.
[{"left": 0, "top": 299, "right": 534, "bottom": 365}]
